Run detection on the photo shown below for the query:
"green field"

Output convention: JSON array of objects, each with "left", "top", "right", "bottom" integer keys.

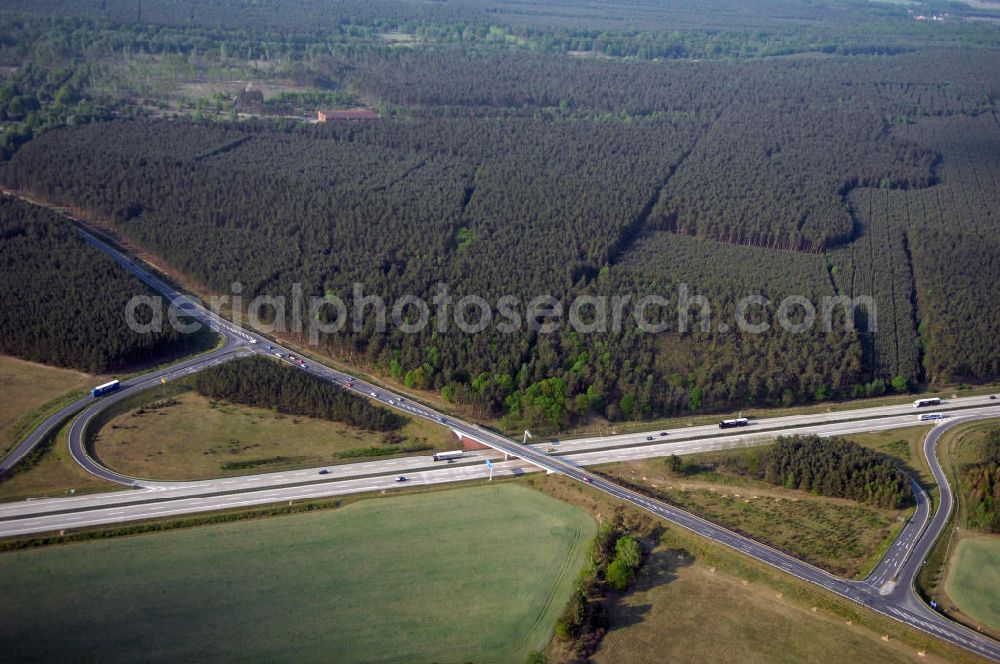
[
  {"left": 945, "top": 537, "right": 1000, "bottom": 632},
  {"left": 0, "top": 484, "right": 594, "bottom": 663}
]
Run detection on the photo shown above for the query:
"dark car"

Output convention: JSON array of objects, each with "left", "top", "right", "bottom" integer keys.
[
  {"left": 659, "top": 432, "right": 668, "bottom": 436},
  {"left": 319, "top": 469, "right": 330, "bottom": 475},
  {"left": 646, "top": 436, "right": 654, "bottom": 441}
]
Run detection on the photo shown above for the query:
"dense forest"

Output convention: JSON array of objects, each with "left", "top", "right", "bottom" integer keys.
[
  {"left": 0, "top": 0, "right": 951, "bottom": 33},
  {"left": 722, "top": 435, "right": 913, "bottom": 509},
  {"left": 193, "top": 355, "right": 406, "bottom": 431},
  {"left": 961, "top": 428, "right": 1000, "bottom": 533},
  {"left": 0, "top": 195, "right": 205, "bottom": 372},
  {"left": 0, "top": 1, "right": 997, "bottom": 428}
]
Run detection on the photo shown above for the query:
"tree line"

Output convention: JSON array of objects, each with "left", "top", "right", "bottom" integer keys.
[
  {"left": 192, "top": 355, "right": 406, "bottom": 431},
  {"left": 557, "top": 515, "right": 644, "bottom": 659},
  {"left": 726, "top": 435, "right": 914, "bottom": 509},
  {"left": 961, "top": 428, "right": 1000, "bottom": 533}
]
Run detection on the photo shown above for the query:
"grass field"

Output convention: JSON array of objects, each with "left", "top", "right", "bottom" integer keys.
[
  {"left": 0, "top": 420, "right": 119, "bottom": 502},
  {"left": 592, "top": 541, "right": 953, "bottom": 664},
  {"left": 597, "top": 455, "right": 907, "bottom": 577},
  {"left": 847, "top": 426, "right": 935, "bottom": 487},
  {"left": 945, "top": 536, "right": 1000, "bottom": 632},
  {"left": 93, "top": 388, "right": 458, "bottom": 480},
  {"left": 0, "top": 483, "right": 594, "bottom": 663},
  {"left": 0, "top": 354, "right": 103, "bottom": 458}
]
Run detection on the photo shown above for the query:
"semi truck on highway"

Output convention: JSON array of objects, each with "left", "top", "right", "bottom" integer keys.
[
  {"left": 433, "top": 450, "right": 464, "bottom": 462},
  {"left": 719, "top": 417, "right": 749, "bottom": 429},
  {"left": 91, "top": 380, "right": 121, "bottom": 397},
  {"left": 917, "top": 412, "right": 945, "bottom": 421},
  {"left": 913, "top": 397, "right": 941, "bottom": 408}
]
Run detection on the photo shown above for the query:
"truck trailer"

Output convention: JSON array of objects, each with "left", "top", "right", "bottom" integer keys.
[{"left": 91, "top": 380, "right": 121, "bottom": 397}]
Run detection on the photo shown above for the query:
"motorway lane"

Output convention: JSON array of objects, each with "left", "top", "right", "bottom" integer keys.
[
  {"left": 550, "top": 410, "right": 983, "bottom": 465},
  {"left": 12, "top": 408, "right": 996, "bottom": 524},
  {"left": 23, "top": 405, "right": 1000, "bottom": 535},
  {"left": 543, "top": 393, "right": 997, "bottom": 455},
  {"left": 872, "top": 415, "right": 1000, "bottom": 648},
  {"left": 0, "top": 457, "right": 537, "bottom": 538}
]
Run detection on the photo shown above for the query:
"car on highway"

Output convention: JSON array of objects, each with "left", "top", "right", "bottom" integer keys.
[
  {"left": 395, "top": 475, "right": 406, "bottom": 482},
  {"left": 274, "top": 352, "right": 283, "bottom": 358},
  {"left": 646, "top": 436, "right": 654, "bottom": 441},
  {"left": 546, "top": 447, "right": 556, "bottom": 452},
  {"left": 436, "top": 416, "right": 446, "bottom": 423},
  {"left": 319, "top": 469, "right": 330, "bottom": 475},
  {"left": 370, "top": 391, "right": 377, "bottom": 397},
  {"left": 991, "top": 395, "right": 998, "bottom": 400},
  {"left": 288, "top": 354, "right": 296, "bottom": 360},
  {"left": 659, "top": 432, "right": 668, "bottom": 436},
  {"left": 583, "top": 477, "right": 592, "bottom": 484},
  {"left": 264, "top": 344, "right": 273, "bottom": 350}
]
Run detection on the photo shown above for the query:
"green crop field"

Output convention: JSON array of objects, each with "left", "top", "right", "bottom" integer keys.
[
  {"left": 945, "top": 536, "right": 1000, "bottom": 632},
  {"left": 0, "top": 484, "right": 595, "bottom": 663}
]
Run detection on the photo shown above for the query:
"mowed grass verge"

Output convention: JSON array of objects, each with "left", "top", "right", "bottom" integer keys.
[
  {"left": 0, "top": 483, "right": 595, "bottom": 664},
  {"left": 946, "top": 536, "right": 1000, "bottom": 632},
  {"left": 93, "top": 388, "right": 459, "bottom": 480}
]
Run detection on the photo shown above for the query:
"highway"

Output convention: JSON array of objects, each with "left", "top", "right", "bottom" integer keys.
[
  {"left": 541, "top": 393, "right": 996, "bottom": 456},
  {"left": 2, "top": 213, "right": 1000, "bottom": 660},
  {"left": 17, "top": 407, "right": 1000, "bottom": 530},
  {"left": 0, "top": 225, "right": 254, "bottom": 475}
]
